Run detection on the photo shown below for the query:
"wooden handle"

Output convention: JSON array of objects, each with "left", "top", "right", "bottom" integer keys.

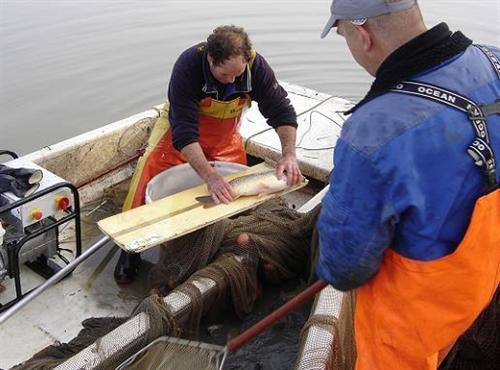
[{"left": 226, "top": 280, "right": 328, "bottom": 353}]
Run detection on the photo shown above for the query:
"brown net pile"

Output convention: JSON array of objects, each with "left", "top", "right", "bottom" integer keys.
[
  {"left": 149, "top": 198, "right": 320, "bottom": 320},
  {"left": 11, "top": 198, "right": 323, "bottom": 370}
]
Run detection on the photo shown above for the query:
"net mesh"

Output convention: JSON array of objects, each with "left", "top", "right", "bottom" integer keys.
[
  {"left": 295, "top": 289, "right": 356, "bottom": 370},
  {"left": 38, "top": 187, "right": 495, "bottom": 370},
  {"left": 438, "top": 286, "right": 499, "bottom": 370},
  {"left": 116, "top": 337, "right": 224, "bottom": 370},
  {"left": 147, "top": 197, "right": 322, "bottom": 339},
  {"left": 13, "top": 198, "right": 324, "bottom": 370},
  {"left": 149, "top": 197, "right": 319, "bottom": 296}
]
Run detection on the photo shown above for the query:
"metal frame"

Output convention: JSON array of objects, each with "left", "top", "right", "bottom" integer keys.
[
  {"left": 0, "top": 181, "right": 82, "bottom": 312},
  {"left": 116, "top": 336, "right": 226, "bottom": 370}
]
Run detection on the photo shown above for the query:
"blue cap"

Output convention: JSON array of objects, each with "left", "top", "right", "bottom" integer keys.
[{"left": 320, "top": 0, "right": 418, "bottom": 38}]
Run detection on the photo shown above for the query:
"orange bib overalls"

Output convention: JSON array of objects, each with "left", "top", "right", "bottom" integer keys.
[
  {"left": 354, "top": 45, "right": 500, "bottom": 370},
  {"left": 123, "top": 53, "right": 256, "bottom": 211}
]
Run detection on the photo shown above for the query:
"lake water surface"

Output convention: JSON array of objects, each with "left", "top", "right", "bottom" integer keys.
[{"left": 0, "top": 0, "right": 498, "bottom": 155}]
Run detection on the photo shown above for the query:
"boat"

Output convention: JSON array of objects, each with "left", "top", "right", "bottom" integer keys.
[{"left": 0, "top": 81, "right": 353, "bottom": 369}]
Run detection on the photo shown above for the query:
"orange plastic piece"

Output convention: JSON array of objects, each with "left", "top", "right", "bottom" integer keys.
[{"left": 31, "top": 208, "right": 43, "bottom": 221}]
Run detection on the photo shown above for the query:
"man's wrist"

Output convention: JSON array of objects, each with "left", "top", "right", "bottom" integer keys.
[
  {"left": 199, "top": 164, "right": 217, "bottom": 183},
  {"left": 282, "top": 149, "right": 296, "bottom": 158}
]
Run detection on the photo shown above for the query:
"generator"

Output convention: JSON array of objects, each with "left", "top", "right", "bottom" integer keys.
[{"left": 0, "top": 152, "right": 81, "bottom": 312}]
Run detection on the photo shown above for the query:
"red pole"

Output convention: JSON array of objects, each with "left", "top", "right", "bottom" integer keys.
[{"left": 226, "top": 280, "right": 328, "bottom": 353}]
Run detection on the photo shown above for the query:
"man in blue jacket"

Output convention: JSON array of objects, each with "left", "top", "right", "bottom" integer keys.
[{"left": 318, "top": 0, "right": 499, "bottom": 368}]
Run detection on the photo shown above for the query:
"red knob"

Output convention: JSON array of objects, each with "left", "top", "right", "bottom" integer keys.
[{"left": 56, "top": 196, "right": 70, "bottom": 210}]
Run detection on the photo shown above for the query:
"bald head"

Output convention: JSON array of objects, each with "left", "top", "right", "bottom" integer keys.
[
  {"left": 368, "top": 5, "right": 426, "bottom": 51},
  {"left": 337, "top": 5, "right": 426, "bottom": 75}
]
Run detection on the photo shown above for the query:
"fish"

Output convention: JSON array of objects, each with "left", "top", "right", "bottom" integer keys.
[{"left": 195, "top": 169, "right": 303, "bottom": 206}]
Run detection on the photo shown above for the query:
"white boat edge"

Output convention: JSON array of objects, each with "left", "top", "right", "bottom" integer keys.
[{"left": 0, "top": 81, "right": 349, "bottom": 369}]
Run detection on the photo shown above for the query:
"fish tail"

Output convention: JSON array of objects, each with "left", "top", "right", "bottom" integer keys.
[
  {"left": 195, "top": 194, "right": 242, "bottom": 207},
  {"left": 195, "top": 195, "right": 215, "bottom": 205}
]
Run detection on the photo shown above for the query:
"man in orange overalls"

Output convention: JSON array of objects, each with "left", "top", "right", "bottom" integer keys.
[
  {"left": 318, "top": 0, "right": 499, "bottom": 368},
  {"left": 115, "top": 25, "right": 302, "bottom": 283}
]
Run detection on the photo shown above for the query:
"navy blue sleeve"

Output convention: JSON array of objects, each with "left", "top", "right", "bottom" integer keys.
[
  {"left": 167, "top": 48, "right": 203, "bottom": 151},
  {"left": 250, "top": 53, "right": 297, "bottom": 128},
  {"left": 316, "top": 138, "right": 395, "bottom": 291}
]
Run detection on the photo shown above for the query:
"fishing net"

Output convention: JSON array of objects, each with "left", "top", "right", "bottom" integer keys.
[
  {"left": 295, "top": 289, "right": 356, "bottom": 370},
  {"left": 144, "top": 197, "right": 321, "bottom": 341},
  {"left": 439, "top": 286, "right": 499, "bottom": 370},
  {"left": 11, "top": 198, "right": 324, "bottom": 370},
  {"left": 116, "top": 337, "right": 225, "bottom": 370},
  {"left": 334, "top": 290, "right": 356, "bottom": 370},
  {"left": 10, "top": 296, "right": 180, "bottom": 370},
  {"left": 148, "top": 197, "right": 320, "bottom": 315},
  {"left": 9, "top": 317, "right": 128, "bottom": 370}
]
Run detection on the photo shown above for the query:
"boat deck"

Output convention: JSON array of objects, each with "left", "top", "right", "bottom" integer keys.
[
  {"left": 0, "top": 81, "right": 347, "bottom": 369},
  {"left": 0, "top": 176, "right": 320, "bottom": 369}
]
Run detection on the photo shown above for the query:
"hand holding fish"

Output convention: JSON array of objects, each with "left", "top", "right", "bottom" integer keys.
[
  {"left": 196, "top": 168, "right": 307, "bottom": 206},
  {"left": 276, "top": 153, "right": 302, "bottom": 185},
  {"left": 206, "top": 171, "right": 236, "bottom": 204}
]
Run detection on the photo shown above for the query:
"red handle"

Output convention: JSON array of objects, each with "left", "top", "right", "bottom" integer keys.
[{"left": 226, "top": 280, "right": 328, "bottom": 353}]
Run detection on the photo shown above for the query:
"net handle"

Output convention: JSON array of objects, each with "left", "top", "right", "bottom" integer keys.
[{"left": 226, "top": 280, "right": 328, "bottom": 353}]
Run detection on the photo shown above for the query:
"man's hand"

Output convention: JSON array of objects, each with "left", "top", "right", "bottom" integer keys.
[
  {"left": 276, "top": 152, "right": 302, "bottom": 185},
  {"left": 181, "top": 142, "right": 237, "bottom": 204},
  {"left": 206, "top": 171, "right": 236, "bottom": 204},
  {"left": 275, "top": 125, "right": 301, "bottom": 185}
]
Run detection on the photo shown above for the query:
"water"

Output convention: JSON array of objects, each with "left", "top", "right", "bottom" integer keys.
[{"left": 0, "top": 0, "right": 498, "bottom": 155}]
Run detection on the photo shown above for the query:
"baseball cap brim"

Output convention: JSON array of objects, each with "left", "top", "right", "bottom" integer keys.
[{"left": 320, "top": 15, "right": 339, "bottom": 38}]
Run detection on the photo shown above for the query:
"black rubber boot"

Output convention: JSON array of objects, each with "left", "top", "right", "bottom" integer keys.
[
  {"left": 114, "top": 250, "right": 142, "bottom": 284},
  {"left": 0, "top": 174, "right": 40, "bottom": 198},
  {"left": 0, "top": 164, "right": 43, "bottom": 185}
]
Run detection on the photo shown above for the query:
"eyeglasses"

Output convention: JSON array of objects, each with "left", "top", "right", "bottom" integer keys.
[{"left": 350, "top": 18, "right": 367, "bottom": 26}]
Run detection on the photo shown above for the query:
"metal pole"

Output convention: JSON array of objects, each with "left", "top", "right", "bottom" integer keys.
[{"left": 0, "top": 235, "right": 111, "bottom": 325}]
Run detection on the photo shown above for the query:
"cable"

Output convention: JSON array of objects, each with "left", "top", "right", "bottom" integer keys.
[
  {"left": 296, "top": 95, "right": 339, "bottom": 117},
  {"left": 296, "top": 109, "right": 346, "bottom": 151},
  {"left": 57, "top": 252, "right": 70, "bottom": 265},
  {"left": 244, "top": 95, "right": 350, "bottom": 149}
]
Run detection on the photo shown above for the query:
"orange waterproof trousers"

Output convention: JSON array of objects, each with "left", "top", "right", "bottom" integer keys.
[
  {"left": 355, "top": 189, "right": 500, "bottom": 369},
  {"left": 123, "top": 95, "right": 250, "bottom": 211}
]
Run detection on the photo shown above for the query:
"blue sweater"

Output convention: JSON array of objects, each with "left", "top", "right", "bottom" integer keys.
[
  {"left": 317, "top": 26, "right": 500, "bottom": 291},
  {"left": 167, "top": 43, "right": 297, "bottom": 151}
]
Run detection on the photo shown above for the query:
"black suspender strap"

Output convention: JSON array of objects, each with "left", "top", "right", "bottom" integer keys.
[
  {"left": 476, "top": 44, "right": 500, "bottom": 78},
  {"left": 390, "top": 80, "right": 490, "bottom": 140},
  {"left": 388, "top": 45, "right": 499, "bottom": 190}
]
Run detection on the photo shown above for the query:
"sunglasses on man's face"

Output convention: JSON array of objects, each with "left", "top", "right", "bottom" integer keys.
[{"left": 350, "top": 18, "right": 367, "bottom": 25}]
